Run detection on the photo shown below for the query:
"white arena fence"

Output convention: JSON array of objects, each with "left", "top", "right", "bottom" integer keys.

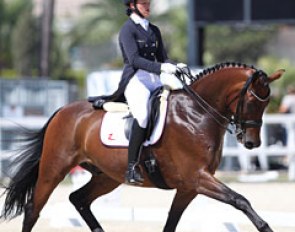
[
  {"left": 223, "top": 114, "right": 295, "bottom": 179},
  {"left": 0, "top": 113, "right": 295, "bottom": 180}
]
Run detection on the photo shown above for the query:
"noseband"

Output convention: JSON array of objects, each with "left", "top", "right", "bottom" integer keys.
[
  {"left": 233, "top": 70, "right": 270, "bottom": 136},
  {"left": 175, "top": 67, "right": 270, "bottom": 136}
]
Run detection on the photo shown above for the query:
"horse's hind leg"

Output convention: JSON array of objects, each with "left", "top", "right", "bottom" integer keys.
[
  {"left": 22, "top": 169, "right": 68, "bottom": 232},
  {"left": 197, "top": 171, "right": 273, "bottom": 232},
  {"left": 69, "top": 173, "right": 120, "bottom": 232}
]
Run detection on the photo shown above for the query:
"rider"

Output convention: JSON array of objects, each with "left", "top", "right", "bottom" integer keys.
[{"left": 93, "top": 0, "right": 186, "bottom": 185}]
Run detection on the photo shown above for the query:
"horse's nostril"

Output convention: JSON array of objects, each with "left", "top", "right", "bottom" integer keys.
[{"left": 245, "top": 141, "right": 254, "bottom": 149}]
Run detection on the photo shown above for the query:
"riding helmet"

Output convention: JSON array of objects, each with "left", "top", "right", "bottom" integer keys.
[
  {"left": 123, "top": 0, "right": 135, "bottom": 6},
  {"left": 123, "top": 0, "right": 144, "bottom": 18}
]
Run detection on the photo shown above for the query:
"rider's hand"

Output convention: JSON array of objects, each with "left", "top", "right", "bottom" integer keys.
[
  {"left": 161, "top": 63, "right": 177, "bottom": 74},
  {"left": 177, "top": 63, "right": 187, "bottom": 69}
]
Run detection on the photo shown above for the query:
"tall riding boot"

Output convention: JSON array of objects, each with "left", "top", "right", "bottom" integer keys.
[{"left": 125, "top": 120, "right": 146, "bottom": 185}]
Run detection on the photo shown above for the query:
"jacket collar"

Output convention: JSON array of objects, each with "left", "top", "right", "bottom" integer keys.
[{"left": 130, "top": 13, "right": 149, "bottom": 31}]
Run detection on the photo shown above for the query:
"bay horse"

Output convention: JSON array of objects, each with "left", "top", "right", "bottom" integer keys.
[{"left": 1, "top": 62, "right": 284, "bottom": 232}]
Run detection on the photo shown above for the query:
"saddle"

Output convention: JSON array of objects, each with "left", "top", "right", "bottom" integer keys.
[
  {"left": 89, "top": 86, "right": 171, "bottom": 189},
  {"left": 97, "top": 86, "right": 170, "bottom": 147}
]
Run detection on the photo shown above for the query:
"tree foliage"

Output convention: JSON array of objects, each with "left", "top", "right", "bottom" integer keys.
[
  {"left": 68, "top": 1, "right": 188, "bottom": 67},
  {"left": 0, "top": 0, "right": 28, "bottom": 72},
  {"left": 11, "top": 2, "right": 40, "bottom": 76},
  {"left": 152, "top": 7, "right": 188, "bottom": 63},
  {"left": 0, "top": 0, "right": 73, "bottom": 79},
  {"left": 68, "top": 0, "right": 126, "bottom": 47},
  {"left": 258, "top": 56, "right": 295, "bottom": 91},
  {"left": 203, "top": 24, "right": 293, "bottom": 112},
  {"left": 204, "top": 25, "right": 277, "bottom": 65},
  {"left": 257, "top": 56, "right": 295, "bottom": 112}
]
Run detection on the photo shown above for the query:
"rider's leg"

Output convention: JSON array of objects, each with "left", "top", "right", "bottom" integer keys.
[
  {"left": 125, "top": 119, "right": 147, "bottom": 184},
  {"left": 124, "top": 76, "right": 151, "bottom": 185}
]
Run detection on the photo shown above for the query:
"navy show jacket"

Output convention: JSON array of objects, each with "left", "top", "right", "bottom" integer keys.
[
  {"left": 119, "top": 18, "right": 170, "bottom": 80},
  {"left": 90, "top": 18, "right": 173, "bottom": 103}
]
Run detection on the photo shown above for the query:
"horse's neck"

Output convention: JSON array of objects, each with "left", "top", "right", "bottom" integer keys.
[
  {"left": 168, "top": 68, "right": 250, "bottom": 132},
  {"left": 167, "top": 88, "right": 227, "bottom": 153},
  {"left": 190, "top": 68, "right": 248, "bottom": 110}
]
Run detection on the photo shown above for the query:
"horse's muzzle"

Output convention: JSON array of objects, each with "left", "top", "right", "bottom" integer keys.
[
  {"left": 236, "top": 130, "right": 261, "bottom": 149},
  {"left": 244, "top": 140, "right": 258, "bottom": 149},
  {"left": 243, "top": 134, "right": 261, "bottom": 150}
]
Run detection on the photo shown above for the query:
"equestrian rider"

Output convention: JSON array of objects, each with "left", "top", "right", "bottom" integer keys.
[{"left": 94, "top": 0, "right": 187, "bottom": 185}]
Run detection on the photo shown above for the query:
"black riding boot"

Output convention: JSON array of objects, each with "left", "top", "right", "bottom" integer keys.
[{"left": 125, "top": 120, "right": 146, "bottom": 185}]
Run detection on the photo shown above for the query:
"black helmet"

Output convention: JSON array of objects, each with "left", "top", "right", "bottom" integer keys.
[
  {"left": 123, "top": 0, "right": 144, "bottom": 18},
  {"left": 123, "top": 0, "right": 135, "bottom": 6}
]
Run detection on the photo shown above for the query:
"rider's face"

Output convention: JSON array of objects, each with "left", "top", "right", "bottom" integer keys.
[{"left": 131, "top": 0, "right": 151, "bottom": 18}]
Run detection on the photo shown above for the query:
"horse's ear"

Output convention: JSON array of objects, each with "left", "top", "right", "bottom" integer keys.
[{"left": 268, "top": 69, "right": 285, "bottom": 83}]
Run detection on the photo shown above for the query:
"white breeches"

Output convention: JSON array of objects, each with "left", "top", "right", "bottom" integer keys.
[{"left": 124, "top": 70, "right": 162, "bottom": 128}]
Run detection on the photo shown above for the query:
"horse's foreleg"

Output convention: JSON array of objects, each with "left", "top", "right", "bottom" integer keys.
[
  {"left": 69, "top": 173, "right": 120, "bottom": 232},
  {"left": 197, "top": 171, "right": 273, "bottom": 232},
  {"left": 163, "top": 190, "right": 197, "bottom": 232}
]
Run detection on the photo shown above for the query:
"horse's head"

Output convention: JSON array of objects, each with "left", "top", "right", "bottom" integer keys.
[
  {"left": 176, "top": 64, "right": 284, "bottom": 150},
  {"left": 230, "top": 68, "right": 285, "bottom": 149}
]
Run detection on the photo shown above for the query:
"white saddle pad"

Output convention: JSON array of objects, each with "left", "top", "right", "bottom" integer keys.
[{"left": 100, "top": 88, "right": 169, "bottom": 147}]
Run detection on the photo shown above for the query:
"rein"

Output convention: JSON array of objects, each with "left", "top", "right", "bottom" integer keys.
[
  {"left": 175, "top": 68, "right": 232, "bottom": 132},
  {"left": 175, "top": 68, "right": 233, "bottom": 133},
  {"left": 175, "top": 67, "right": 269, "bottom": 135}
]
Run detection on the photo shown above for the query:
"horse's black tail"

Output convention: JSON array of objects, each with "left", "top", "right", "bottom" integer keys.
[{"left": 0, "top": 110, "right": 60, "bottom": 220}]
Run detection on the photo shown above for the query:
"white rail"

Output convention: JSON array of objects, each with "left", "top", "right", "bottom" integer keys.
[
  {"left": 0, "top": 117, "right": 48, "bottom": 177},
  {"left": 1, "top": 114, "right": 295, "bottom": 180},
  {"left": 223, "top": 113, "right": 295, "bottom": 180}
]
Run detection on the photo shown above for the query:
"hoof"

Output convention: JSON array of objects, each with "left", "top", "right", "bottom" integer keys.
[
  {"left": 260, "top": 223, "right": 273, "bottom": 232},
  {"left": 93, "top": 228, "right": 104, "bottom": 232}
]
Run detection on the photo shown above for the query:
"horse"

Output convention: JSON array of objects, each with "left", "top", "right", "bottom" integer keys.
[{"left": 0, "top": 62, "right": 284, "bottom": 232}]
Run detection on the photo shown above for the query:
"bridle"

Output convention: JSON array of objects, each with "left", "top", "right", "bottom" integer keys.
[
  {"left": 175, "top": 67, "right": 270, "bottom": 136},
  {"left": 231, "top": 70, "right": 270, "bottom": 137}
]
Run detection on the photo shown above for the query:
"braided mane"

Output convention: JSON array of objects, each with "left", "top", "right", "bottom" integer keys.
[{"left": 192, "top": 62, "right": 257, "bottom": 82}]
